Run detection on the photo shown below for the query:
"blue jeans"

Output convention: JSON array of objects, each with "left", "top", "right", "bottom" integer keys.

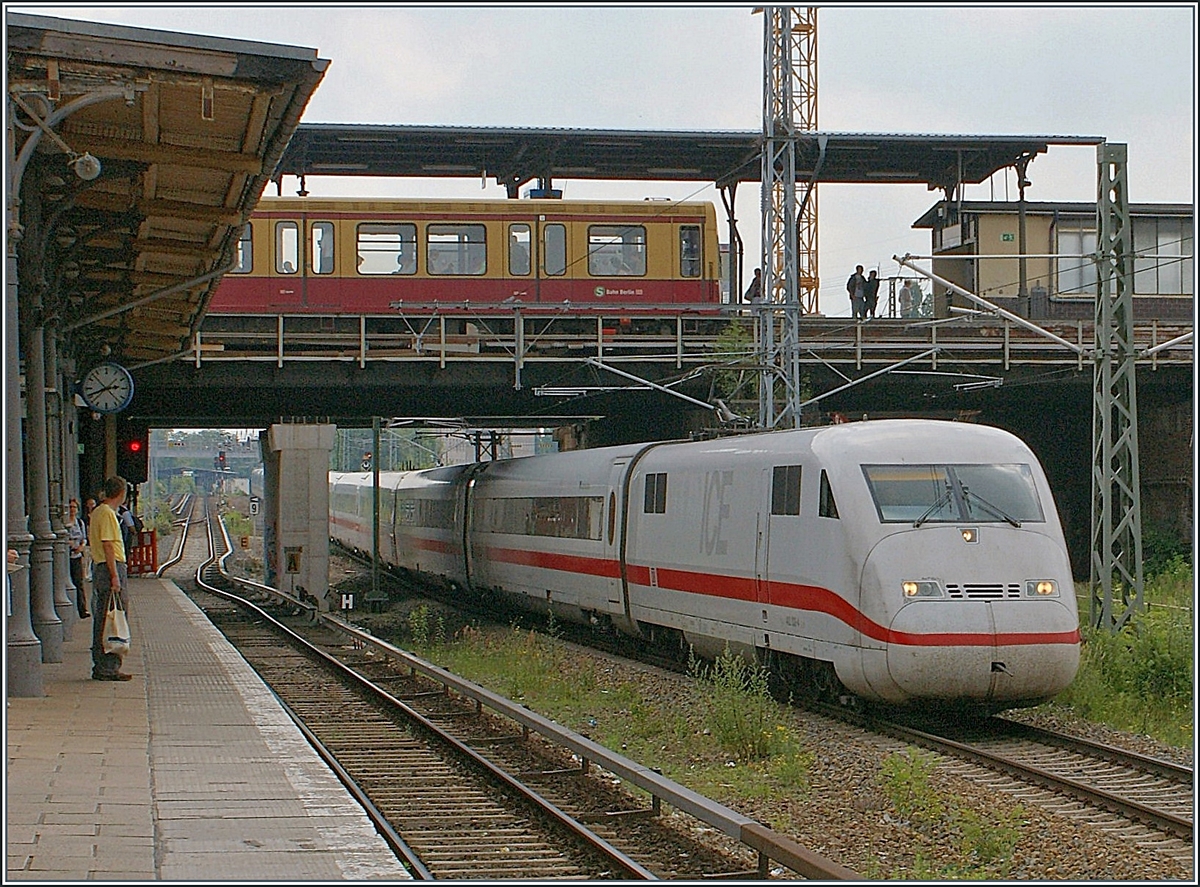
[{"left": 91, "top": 562, "right": 128, "bottom": 677}]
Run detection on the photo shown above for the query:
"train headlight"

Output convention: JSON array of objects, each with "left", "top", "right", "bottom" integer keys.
[
  {"left": 1025, "top": 579, "right": 1059, "bottom": 597},
  {"left": 902, "top": 580, "right": 944, "bottom": 599}
]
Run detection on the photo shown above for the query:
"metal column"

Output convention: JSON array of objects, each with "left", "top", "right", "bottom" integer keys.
[{"left": 1089, "top": 143, "right": 1144, "bottom": 631}]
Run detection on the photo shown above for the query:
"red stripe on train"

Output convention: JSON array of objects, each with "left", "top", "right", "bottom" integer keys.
[{"left": 490, "top": 547, "right": 1080, "bottom": 648}]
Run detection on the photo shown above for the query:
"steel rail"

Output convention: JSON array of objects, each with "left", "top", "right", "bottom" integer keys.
[
  {"left": 871, "top": 715, "right": 1192, "bottom": 841},
  {"left": 195, "top": 514, "right": 661, "bottom": 880}
]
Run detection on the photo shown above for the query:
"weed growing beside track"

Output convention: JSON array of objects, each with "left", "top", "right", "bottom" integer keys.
[{"left": 1051, "top": 558, "right": 1194, "bottom": 748}]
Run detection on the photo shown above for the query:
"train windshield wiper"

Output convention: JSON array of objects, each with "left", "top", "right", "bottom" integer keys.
[
  {"left": 961, "top": 487, "right": 1022, "bottom": 527},
  {"left": 912, "top": 483, "right": 954, "bottom": 527}
]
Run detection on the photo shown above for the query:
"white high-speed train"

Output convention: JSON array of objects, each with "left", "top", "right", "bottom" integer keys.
[{"left": 331, "top": 420, "right": 1081, "bottom": 710}]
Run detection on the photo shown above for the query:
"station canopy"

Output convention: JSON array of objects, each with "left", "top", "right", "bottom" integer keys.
[
  {"left": 6, "top": 13, "right": 328, "bottom": 365},
  {"left": 276, "top": 123, "right": 1105, "bottom": 196}
]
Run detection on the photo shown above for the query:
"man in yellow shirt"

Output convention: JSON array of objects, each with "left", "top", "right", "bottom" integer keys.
[{"left": 89, "top": 475, "right": 132, "bottom": 681}]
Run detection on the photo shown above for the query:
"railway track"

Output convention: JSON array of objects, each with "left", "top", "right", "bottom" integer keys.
[
  {"left": 162, "top": 500, "right": 857, "bottom": 880},
  {"left": 325, "top": 543, "right": 1194, "bottom": 877},
  {"left": 867, "top": 711, "right": 1194, "bottom": 873}
]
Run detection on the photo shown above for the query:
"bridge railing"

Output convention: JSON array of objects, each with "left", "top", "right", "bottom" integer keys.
[{"left": 192, "top": 309, "right": 1194, "bottom": 372}]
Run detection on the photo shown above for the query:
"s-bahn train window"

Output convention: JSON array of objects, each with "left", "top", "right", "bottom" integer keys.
[
  {"left": 232, "top": 224, "right": 253, "bottom": 274},
  {"left": 680, "top": 226, "right": 701, "bottom": 278},
  {"left": 357, "top": 223, "right": 416, "bottom": 275},
  {"left": 275, "top": 221, "right": 298, "bottom": 274},
  {"left": 861, "top": 464, "right": 1045, "bottom": 524},
  {"left": 771, "top": 465, "right": 802, "bottom": 515},
  {"left": 588, "top": 225, "right": 646, "bottom": 276},
  {"left": 643, "top": 472, "right": 667, "bottom": 514},
  {"left": 311, "top": 222, "right": 334, "bottom": 274},
  {"left": 543, "top": 224, "right": 566, "bottom": 276},
  {"left": 428, "top": 224, "right": 486, "bottom": 275},
  {"left": 508, "top": 224, "right": 531, "bottom": 276},
  {"left": 819, "top": 470, "right": 839, "bottom": 519}
]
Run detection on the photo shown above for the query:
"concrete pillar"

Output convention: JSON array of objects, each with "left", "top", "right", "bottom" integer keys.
[
  {"left": 260, "top": 434, "right": 279, "bottom": 588},
  {"left": 265, "top": 423, "right": 334, "bottom": 610}
]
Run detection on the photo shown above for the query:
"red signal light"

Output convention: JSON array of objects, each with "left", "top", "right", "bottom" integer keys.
[{"left": 128, "top": 439, "right": 143, "bottom": 453}]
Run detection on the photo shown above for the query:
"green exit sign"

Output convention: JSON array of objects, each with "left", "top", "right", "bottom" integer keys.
[{"left": 1001, "top": 233, "right": 1015, "bottom": 242}]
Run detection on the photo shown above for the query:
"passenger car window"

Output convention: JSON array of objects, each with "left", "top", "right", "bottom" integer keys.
[
  {"left": 543, "top": 224, "right": 566, "bottom": 276},
  {"left": 232, "top": 224, "right": 253, "bottom": 273},
  {"left": 680, "top": 225, "right": 701, "bottom": 278},
  {"left": 357, "top": 223, "right": 416, "bottom": 275},
  {"left": 428, "top": 224, "right": 486, "bottom": 275},
  {"left": 311, "top": 222, "right": 334, "bottom": 274},
  {"left": 508, "top": 224, "right": 531, "bottom": 276},
  {"left": 275, "top": 221, "right": 298, "bottom": 274},
  {"left": 588, "top": 225, "right": 646, "bottom": 276}
]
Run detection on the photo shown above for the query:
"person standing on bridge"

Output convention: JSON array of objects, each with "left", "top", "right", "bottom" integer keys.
[
  {"left": 846, "top": 265, "right": 867, "bottom": 320},
  {"left": 864, "top": 269, "right": 881, "bottom": 320},
  {"left": 89, "top": 476, "right": 132, "bottom": 681},
  {"left": 743, "top": 267, "right": 762, "bottom": 303}
]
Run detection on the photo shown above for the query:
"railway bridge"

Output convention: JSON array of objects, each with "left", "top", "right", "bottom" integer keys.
[{"left": 123, "top": 305, "right": 1192, "bottom": 578}]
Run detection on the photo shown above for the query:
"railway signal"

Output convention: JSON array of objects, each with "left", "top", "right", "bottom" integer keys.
[{"left": 116, "top": 422, "right": 149, "bottom": 484}]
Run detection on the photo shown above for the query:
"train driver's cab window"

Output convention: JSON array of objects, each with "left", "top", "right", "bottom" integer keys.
[
  {"left": 771, "top": 465, "right": 802, "bottom": 515},
  {"left": 275, "top": 221, "right": 298, "bottom": 274},
  {"left": 311, "top": 222, "right": 334, "bottom": 274},
  {"left": 508, "top": 224, "right": 531, "bottom": 276},
  {"left": 589, "top": 225, "right": 646, "bottom": 276},
  {"left": 643, "top": 472, "right": 667, "bottom": 514},
  {"left": 543, "top": 223, "right": 566, "bottom": 276},
  {"left": 680, "top": 225, "right": 702, "bottom": 278},
  {"left": 860, "top": 464, "right": 1044, "bottom": 524},
  {"left": 819, "top": 470, "right": 839, "bottom": 519},
  {"left": 232, "top": 224, "right": 253, "bottom": 273},
  {"left": 428, "top": 224, "right": 486, "bottom": 275},
  {"left": 356, "top": 223, "right": 416, "bottom": 275}
]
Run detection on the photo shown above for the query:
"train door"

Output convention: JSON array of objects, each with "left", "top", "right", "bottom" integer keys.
[
  {"left": 605, "top": 459, "right": 628, "bottom": 612},
  {"left": 764, "top": 464, "right": 803, "bottom": 606},
  {"left": 506, "top": 219, "right": 537, "bottom": 303},
  {"left": 536, "top": 216, "right": 570, "bottom": 302},
  {"left": 305, "top": 219, "right": 337, "bottom": 307},
  {"left": 753, "top": 469, "right": 769, "bottom": 604},
  {"left": 267, "top": 215, "right": 304, "bottom": 308},
  {"left": 677, "top": 223, "right": 704, "bottom": 303}
]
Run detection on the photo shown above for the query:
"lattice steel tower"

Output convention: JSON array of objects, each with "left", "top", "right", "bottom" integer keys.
[
  {"left": 759, "top": 6, "right": 817, "bottom": 429},
  {"left": 1090, "top": 142, "right": 1144, "bottom": 631}
]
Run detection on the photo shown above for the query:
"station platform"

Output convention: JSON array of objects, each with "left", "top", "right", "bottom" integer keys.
[{"left": 5, "top": 575, "right": 411, "bottom": 881}]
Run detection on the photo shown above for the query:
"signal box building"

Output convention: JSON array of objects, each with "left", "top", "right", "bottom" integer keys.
[{"left": 912, "top": 201, "right": 1193, "bottom": 322}]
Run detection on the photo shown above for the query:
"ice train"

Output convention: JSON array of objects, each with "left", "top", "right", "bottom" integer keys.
[{"left": 330, "top": 420, "right": 1081, "bottom": 710}]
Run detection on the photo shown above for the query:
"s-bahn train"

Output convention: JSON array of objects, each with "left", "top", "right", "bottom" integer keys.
[
  {"left": 330, "top": 420, "right": 1081, "bottom": 711},
  {"left": 208, "top": 197, "right": 722, "bottom": 314}
]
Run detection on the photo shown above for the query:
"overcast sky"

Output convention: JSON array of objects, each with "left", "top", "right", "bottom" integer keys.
[{"left": 10, "top": 3, "right": 1196, "bottom": 314}]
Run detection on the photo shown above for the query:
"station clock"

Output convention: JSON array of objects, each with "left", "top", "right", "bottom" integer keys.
[{"left": 78, "top": 361, "right": 135, "bottom": 414}]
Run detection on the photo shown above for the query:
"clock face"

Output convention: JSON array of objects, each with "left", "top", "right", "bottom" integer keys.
[{"left": 80, "top": 362, "right": 134, "bottom": 414}]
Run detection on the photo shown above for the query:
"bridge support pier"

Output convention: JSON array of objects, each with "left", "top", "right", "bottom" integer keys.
[{"left": 263, "top": 423, "right": 335, "bottom": 611}]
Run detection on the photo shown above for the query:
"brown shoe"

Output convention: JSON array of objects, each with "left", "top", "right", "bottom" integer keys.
[{"left": 92, "top": 673, "right": 133, "bottom": 681}]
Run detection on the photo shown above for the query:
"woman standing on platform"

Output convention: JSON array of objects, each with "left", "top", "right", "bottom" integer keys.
[{"left": 67, "top": 499, "right": 89, "bottom": 618}]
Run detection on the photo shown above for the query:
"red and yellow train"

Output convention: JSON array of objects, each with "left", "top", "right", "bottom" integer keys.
[{"left": 208, "top": 197, "right": 722, "bottom": 313}]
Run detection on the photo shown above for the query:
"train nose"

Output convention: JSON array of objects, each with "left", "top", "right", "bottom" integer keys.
[{"left": 860, "top": 528, "right": 1080, "bottom": 705}]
